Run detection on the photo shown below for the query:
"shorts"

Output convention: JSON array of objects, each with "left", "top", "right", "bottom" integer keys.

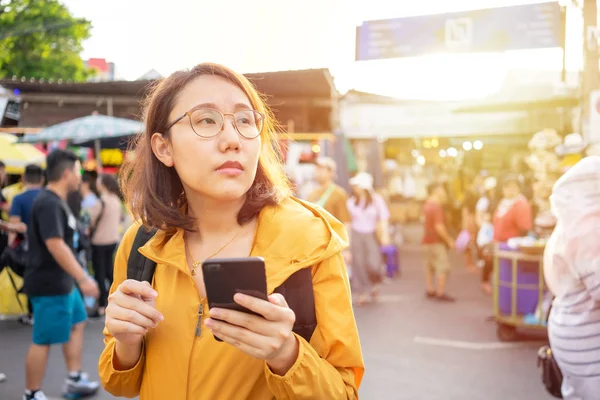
[
  {"left": 30, "top": 287, "right": 87, "bottom": 345},
  {"left": 426, "top": 243, "right": 451, "bottom": 275}
]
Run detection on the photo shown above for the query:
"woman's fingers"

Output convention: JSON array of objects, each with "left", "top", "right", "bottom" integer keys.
[
  {"left": 233, "top": 293, "right": 295, "bottom": 323},
  {"left": 208, "top": 308, "right": 273, "bottom": 336},
  {"left": 108, "top": 304, "right": 158, "bottom": 329},
  {"left": 211, "top": 329, "right": 264, "bottom": 358},
  {"left": 105, "top": 318, "right": 148, "bottom": 336},
  {"left": 109, "top": 289, "right": 163, "bottom": 323},
  {"left": 206, "top": 318, "right": 270, "bottom": 355}
]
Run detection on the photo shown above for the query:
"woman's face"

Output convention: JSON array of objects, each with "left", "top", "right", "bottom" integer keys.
[
  {"left": 502, "top": 182, "right": 519, "bottom": 199},
  {"left": 153, "top": 75, "right": 262, "bottom": 202}
]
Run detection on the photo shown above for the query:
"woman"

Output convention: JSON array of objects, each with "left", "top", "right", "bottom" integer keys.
[
  {"left": 347, "top": 172, "right": 390, "bottom": 306},
  {"left": 475, "top": 176, "right": 497, "bottom": 294},
  {"left": 544, "top": 156, "right": 600, "bottom": 399},
  {"left": 88, "top": 174, "right": 123, "bottom": 317},
  {"left": 461, "top": 173, "right": 482, "bottom": 271},
  {"left": 98, "top": 63, "right": 364, "bottom": 399},
  {"left": 493, "top": 174, "right": 532, "bottom": 243}
]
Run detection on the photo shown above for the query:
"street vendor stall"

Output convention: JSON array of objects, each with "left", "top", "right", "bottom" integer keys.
[{"left": 493, "top": 240, "right": 549, "bottom": 341}]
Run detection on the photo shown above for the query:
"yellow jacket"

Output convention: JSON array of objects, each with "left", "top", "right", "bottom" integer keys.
[{"left": 99, "top": 197, "right": 365, "bottom": 399}]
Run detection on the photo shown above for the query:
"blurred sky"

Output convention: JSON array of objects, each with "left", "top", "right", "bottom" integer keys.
[{"left": 61, "top": 0, "right": 583, "bottom": 100}]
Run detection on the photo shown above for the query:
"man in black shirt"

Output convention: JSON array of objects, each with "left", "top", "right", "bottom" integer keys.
[{"left": 23, "top": 150, "right": 100, "bottom": 400}]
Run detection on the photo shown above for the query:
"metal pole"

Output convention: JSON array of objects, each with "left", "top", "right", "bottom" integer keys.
[
  {"left": 561, "top": 5, "right": 567, "bottom": 84},
  {"left": 581, "top": 0, "right": 599, "bottom": 137}
]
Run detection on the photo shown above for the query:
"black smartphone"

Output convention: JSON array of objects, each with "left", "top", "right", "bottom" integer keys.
[{"left": 202, "top": 257, "right": 268, "bottom": 342}]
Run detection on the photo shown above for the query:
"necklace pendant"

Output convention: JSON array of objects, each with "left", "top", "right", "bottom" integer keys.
[{"left": 191, "top": 269, "right": 197, "bottom": 276}]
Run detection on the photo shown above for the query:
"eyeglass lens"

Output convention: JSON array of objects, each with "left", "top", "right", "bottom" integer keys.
[{"left": 189, "top": 109, "right": 263, "bottom": 138}]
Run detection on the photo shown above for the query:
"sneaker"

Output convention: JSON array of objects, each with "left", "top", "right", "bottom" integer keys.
[
  {"left": 20, "top": 315, "right": 34, "bottom": 326},
  {"left": 63, "top": 372, "right": 99, "bottom": 398},
  {"left": 425, "top": 291, "right": 436, "bottom": 299},
  {"left": 23, "top": 391, "right": 48, "bottom": 400},
  {"left": 0, "top": 372, "right": 6, "bottom": 382}
]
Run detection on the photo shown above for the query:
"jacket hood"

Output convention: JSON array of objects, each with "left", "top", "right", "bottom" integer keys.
[{"left": 139, "top": 197, "right": 349, "bottom": 292}]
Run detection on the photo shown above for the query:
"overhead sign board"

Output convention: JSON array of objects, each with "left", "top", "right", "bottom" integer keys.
[{"left": 356, "top": 2, "right": 562, "bottom": 61}]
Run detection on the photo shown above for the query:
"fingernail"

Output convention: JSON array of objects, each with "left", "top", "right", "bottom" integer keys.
[
  {"left": 234, "top": 293, "right": 245, "bottom": 301},
  {"left": 210, "top": 309, "right": 220, "bottom": 318},
  {"left": 152, "top": 291, "right": 158, "bottom": 297},
  {"left": 204, "top": 319, "right": 213, "bottom": 327},
  {"left": 158, "top": 314, "right": 164, "bottom": 321}
]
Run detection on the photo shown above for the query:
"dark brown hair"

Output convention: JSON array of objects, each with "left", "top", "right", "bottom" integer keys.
[
  {"left": 120, "top": 63, "right": 291, "bottom": 234},
  {"left": 352, "top": 190, "right": 373, "bottom": 208},
  {"left": 100, "top": 174, "right": 122, "bottom": 200}
]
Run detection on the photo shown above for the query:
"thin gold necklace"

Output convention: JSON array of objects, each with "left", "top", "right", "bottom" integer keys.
[{"left": 188, "top": 225, "right": 245, "bottom": 276}]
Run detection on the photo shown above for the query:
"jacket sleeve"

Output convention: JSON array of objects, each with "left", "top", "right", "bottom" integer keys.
[
  {"left": 98, "top": 223, "right": 146, "bottom": 398},
  {"left": 264, "top": 252, "right": 365, "bottom": 399}
]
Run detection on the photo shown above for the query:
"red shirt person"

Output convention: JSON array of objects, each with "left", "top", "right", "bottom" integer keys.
[
  {"left": 493, "top": 175, "right": 532, "bottom": 242},
  {"left": 422, "top": 183, "right": 456, "bottom": 302}
]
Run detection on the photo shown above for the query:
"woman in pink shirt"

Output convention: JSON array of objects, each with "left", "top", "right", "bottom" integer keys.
[
  {"left": 493, "top": 174, "right": 532, "bottom": 242},
  {"left": 347, "top": 173, "right": 390, "bottom": 306},
  {"left": 88, "top": 174, "right": 124, "bottom": 316}
]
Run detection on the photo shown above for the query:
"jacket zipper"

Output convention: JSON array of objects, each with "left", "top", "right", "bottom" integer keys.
[
  {"left": 195, "top": 304, "right": 203, "bottom": 336},
  {"left": 186, "top": 300, "right": 203, "bottom": 400},
  {"left": 185, "top": 259, "right": 204, "bottom": 400}
]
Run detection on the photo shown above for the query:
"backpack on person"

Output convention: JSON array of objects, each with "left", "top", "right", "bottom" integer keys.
[{"left": 126, "top": 226, "right": 317, "bottom": 342}]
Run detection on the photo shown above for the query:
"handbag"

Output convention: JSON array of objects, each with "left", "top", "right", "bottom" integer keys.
[
  {"left": 537, "top": 345, "right": 563, "bottom": 398},
  {"left": 537, "top": 301, "right": 563, "bottom": 399},
  {"left": 0, "top": 243, "right": 27, "bottom": 277}
]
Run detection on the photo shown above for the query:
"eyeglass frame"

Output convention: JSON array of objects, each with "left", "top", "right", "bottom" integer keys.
[{"left": 165, "top": 106, "right": 265, "bottom": 139}]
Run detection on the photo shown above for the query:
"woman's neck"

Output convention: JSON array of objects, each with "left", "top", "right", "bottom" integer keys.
[{"left": 187, "top": 193, "right": 245, "bottom": 236}]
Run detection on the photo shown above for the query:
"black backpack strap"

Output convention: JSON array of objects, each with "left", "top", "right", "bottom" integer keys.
[
  {"left": 127, "top": 226, "right": 158, "bottom": 283},
  {"left": 274, "top": 267, "right": 317, "bottom": 343}
]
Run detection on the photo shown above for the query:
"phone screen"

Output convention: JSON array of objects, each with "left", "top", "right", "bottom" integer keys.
[{"left": 202, "top": 257, "right": 268, "bottom": 341}]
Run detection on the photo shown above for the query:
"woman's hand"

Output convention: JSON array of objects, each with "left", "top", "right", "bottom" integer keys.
[
  {"left": 204, "top": 293, "right": 299, "bottom": 375},
  {"left": 105, "top": 280, "right": 164, "bottom": 346}
]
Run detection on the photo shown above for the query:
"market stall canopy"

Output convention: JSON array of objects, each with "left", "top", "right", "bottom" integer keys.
[
  {"left": 0, "top": 133, "right": 46, "bottom": 174},
  {"left": 451, "top": 96, "right": 579, "bottom": 113},
  {"left": 17, "top": 114, "right": 144, "bottom": 145}
]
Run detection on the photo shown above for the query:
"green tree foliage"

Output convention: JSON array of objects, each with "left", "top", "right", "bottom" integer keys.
[{"left": 0, "top": 0, "right": 92, "bottom": 81}]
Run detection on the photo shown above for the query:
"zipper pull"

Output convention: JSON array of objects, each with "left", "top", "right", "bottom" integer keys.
[{"left": 194, "top": 304, "right": 203, "bottom": 337}]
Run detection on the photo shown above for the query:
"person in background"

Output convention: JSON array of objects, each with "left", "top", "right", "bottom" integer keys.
[
  {"left": 475, "top": 177, "right": 498, "bottom": 295},
  {"left": 493, "top": 174, "right": 532, "bottom": 243},
  {"left": 544, "top": 156, "right": 600, "bottom": 399},
  {"left": 462, "top": 173, "right": 483, "bottom": 270},
  {"left": 8, "top": 164, "right": 44, "bottom": 325},
  {"left": 347, "top": 172, "right": 390, "bottom": 306},
  {"left": 307, "top": 157, "right": 351, "bottom": 224},
  {"left": 422, "top": 182, "right": 456, "bottom": 302},
  {"left": 80, "top": 170, "right": 99, "bottom": 212},
  {"left": 0, "top": 161, "right": 7, "bottom": 215},
  {"left": 8, "top": 165, "right": 44, "bottom": 245},
  {"left": 0, "top": 160, "right": 6, "bottom": 384},
  {"left": 88, "top": 174, "right": 123, "bottom": 317},
  {"left": 23, "top": 150, "right": 100, "bottom": 400}
]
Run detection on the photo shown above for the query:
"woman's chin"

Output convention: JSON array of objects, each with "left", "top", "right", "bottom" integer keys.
[{"left": 206, "top": 187, "right": 249, "bottom": 202}]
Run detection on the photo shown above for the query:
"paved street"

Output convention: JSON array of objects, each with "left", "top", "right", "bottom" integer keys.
[{"left": 0, "top": 246, "right": 553, "bottom": 400}]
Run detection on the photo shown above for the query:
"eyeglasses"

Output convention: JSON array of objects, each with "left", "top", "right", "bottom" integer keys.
[{"left": 166, "top": 107, "right": 265, "bottom": 139}]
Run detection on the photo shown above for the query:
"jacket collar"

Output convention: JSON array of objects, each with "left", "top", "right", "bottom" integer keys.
[{"left": 138, "top": 197, "right": 347, "bottom": 291}]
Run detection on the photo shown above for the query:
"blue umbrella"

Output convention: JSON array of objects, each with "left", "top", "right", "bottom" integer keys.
[{"left": 18, "top": 115, "right": 143, "bottom": 144}]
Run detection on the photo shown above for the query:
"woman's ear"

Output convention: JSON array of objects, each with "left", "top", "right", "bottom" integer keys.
[{"left": 151, "top": 132, "right": 174, "bottom": 167}]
